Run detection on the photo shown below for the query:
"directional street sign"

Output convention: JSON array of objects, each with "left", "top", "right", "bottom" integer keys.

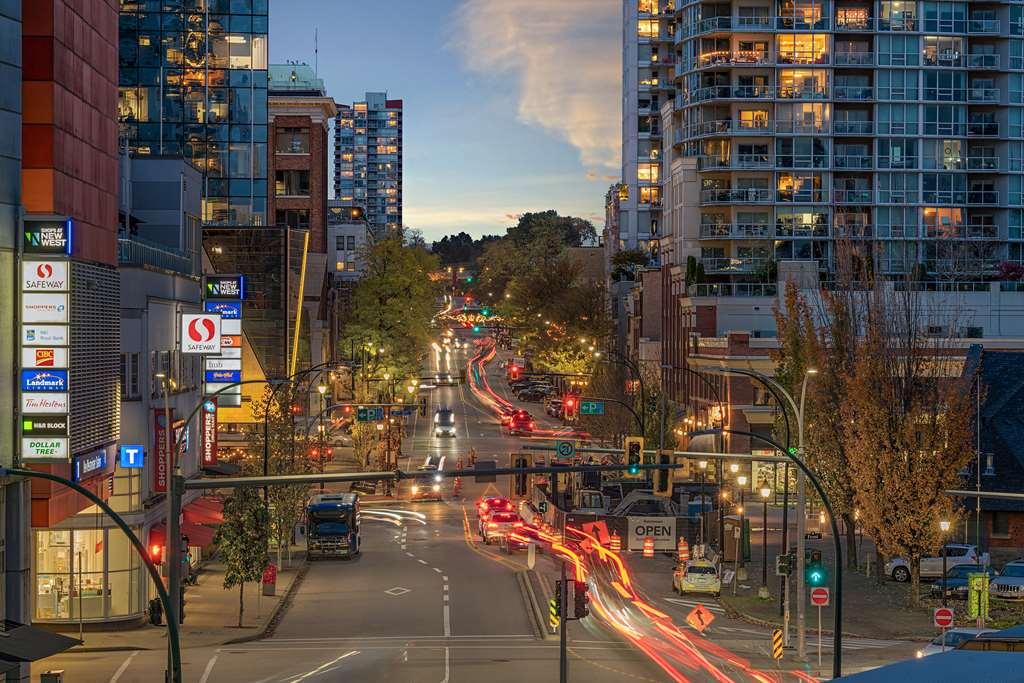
[
  {"left": 555, "top": 440, "right": 576, "bottom": 461},
  {"left": 579, "top": 400, "right": 605, "bottom": 416},
  {"left": 933, "top": 606, "right": 955, "bottom": 628}
]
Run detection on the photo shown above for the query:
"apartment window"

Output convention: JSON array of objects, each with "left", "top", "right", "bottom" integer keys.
[
  {"left": 274, "top": 170, "right": 309, "bottom": 196},
  {"left": 120, "top": 353, "right": 140, "bottom": 400},
  {"left": 275, "top": 127, "right": 309, "bottom": 153},
  {"left": 275, "top": 209, "right": 310, "bottom": 229}
]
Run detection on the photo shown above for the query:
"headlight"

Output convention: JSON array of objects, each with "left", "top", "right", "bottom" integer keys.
[
  {"left": 432, "top": 484, "right": 441, "bottom": 492},
  {"left": 411, "top": 485, "right": 419, "bottom": 494},
  {"left": 434, "top": 474, "right": 443, "bottom": 483}
]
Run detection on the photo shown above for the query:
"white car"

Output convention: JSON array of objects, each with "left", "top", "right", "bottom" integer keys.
[
  {"left": 991, "top": 559, "right": 1024, "bottom": 599},
  {"left": 886, "top": 544, "right": 989, "bottom": 582},
  {"left": 916, "top": 628, "right": 998, "bottom": 657}
]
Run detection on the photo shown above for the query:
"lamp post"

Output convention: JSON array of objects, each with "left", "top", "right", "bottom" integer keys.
[
  {"left": 760, "top": 486, "right": 772, "bottom": 600},
  {"left": 698, "top": 460, "right": 708, "bottom": 545},
  {"left": 737, "top": 474, "right": 748, "bottom": 581},
  {"left": 940, "top": 519, "right": 951, "bottom": 606}
]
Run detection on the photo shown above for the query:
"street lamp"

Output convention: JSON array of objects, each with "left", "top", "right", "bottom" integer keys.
[
  {"left": 760, "top": 486, "right": 772, "bottom": 600},
  {"left": 940, "top": 519, "right": 951, "bottom": 606},
  {"left": 698, "top": 460, "right": 708, "bottom": 545}
]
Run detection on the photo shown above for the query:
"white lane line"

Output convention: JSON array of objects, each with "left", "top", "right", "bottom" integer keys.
[
  {"left": 108, "top": 651, "right": 139, "bottom": 683},
  {"left": 198, "top": 654, "right": 219, "bottom": 683},
  {"left": 440, "top": 646, "right": 450, "bottom": 683},
  {"left": 285, "top": 650, "right": 359, "bottom": 683}
]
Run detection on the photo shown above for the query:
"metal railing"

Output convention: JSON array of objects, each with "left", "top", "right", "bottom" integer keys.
[{"left": 118, "top": 237, "right": 196, "bottom": 275}]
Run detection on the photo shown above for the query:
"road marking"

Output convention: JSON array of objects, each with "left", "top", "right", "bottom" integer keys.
[
  {"left": 108, "top": 651, "right": 138, "bottom": 683},
  {"left": 285, "top": 650, "right": 359, "bottom": 683},
  {"left": 198, "top": 654, "right": 219, "bottom": 683}
]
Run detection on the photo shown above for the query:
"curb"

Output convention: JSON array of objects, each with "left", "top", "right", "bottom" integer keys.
[
  {"left": 222, "top": 560, "right": 310, "bottom": 645},
  {"left": 719, "top": 598, "right": 928, "bottom": 642}
]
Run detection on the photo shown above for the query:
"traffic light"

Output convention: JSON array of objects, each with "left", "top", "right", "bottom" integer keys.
[
  {"left": 514, "top": 455, "right": 529, "bottom": 496},
  {"left": 624, "top": 436, "right": 644, "bottom": 477},
  {"left": 805, "top": 548, "right": 828, "bottom": 586},
  {"left": 653, "top": 450, "right": 673, "bottom": 497},
  {"left": 573, "top": 580, "right": 590, "bottom": 619}
]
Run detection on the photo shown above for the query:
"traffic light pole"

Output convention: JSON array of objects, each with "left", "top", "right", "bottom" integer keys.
[{"left": 559, "top": 560, "right": 568, "bottom": 683}]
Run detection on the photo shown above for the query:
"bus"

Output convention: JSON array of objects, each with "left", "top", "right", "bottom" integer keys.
[{"left": 306, "top": 493, "right": 360, "bottom": 559}]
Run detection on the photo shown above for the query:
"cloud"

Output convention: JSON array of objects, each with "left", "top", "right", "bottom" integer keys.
[{"left": 451, "top": 0, "right": 621, "bottom": 170}]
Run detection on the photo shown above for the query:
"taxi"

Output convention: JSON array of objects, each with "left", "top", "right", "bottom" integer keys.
[{"left": 672, "top": 559, "right": 721, "bottom": 597}]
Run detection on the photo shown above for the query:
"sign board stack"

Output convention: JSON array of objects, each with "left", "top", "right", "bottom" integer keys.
[
  {"left": 19, "top": 218, "right": 73, "bottom": 463},
  {"left": 202, "top": 275, "right": 244, "bottom": 407}
]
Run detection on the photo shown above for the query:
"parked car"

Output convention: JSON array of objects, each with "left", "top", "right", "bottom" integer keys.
[
  {"left": 916, "top": 628, "right": 999, "bottom": 658},
  {"left": 886, "top": 544, "right": 989, "bottom": 582},
  {"left": 990, "top": 559, "right": 1024, "bottom": 600},
  {"left": 929, "top": 564, "right": 998, "bottom": 600},
  {"left": 672, "top": 559, "right": 721, "bottom": 597}
]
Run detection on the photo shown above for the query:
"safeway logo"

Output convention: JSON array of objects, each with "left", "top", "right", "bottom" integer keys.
[
  {"left": 180, "top": 314, "right": 221, "bottom": 355},
  {"left": 188, "top": 316, "right": 217, "bottom": 342}
]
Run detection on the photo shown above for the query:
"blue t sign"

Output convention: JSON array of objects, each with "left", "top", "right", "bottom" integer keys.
[{"left": 119, "top": 444, "right": 145, "bottom": 469}]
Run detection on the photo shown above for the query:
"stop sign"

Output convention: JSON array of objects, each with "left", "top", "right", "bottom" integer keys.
[
  {"left": 810, "top": 587, "right": 830, "bottom": 606},
  {"left": 934, "top": 607, "right": 955, "bottom": 628}
]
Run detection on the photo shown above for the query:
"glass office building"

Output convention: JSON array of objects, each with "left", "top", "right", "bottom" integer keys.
[
  {"left": 118, "top": 0, "right": 269, "bottom": 226},
  {"left": 673, "top": 0, "right": 1024, "bottom": 278}
]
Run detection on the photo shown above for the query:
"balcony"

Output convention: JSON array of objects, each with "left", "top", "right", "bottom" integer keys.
[
  {"left": 833, "top": 85, "right": 873, "bottom": 101},
  {"left": 833, "top": 189, "right": 872, "bottom": 204},
  {"left": 834, "top": 52, "right": 874, "bottom": 66},
  {"left": 967, "top": 54, "right": 1001, "bottom": 70},
  {"left": 699, "top": 223, "right": 771, "bottom": 238},
  {"left": 833, "top": 154, "right": 873, "bottom": 170},
  {"left": 968, "top": 88, "right": 1000, "bottom": 103},
  {"left": 833, "top": 120, "right": 873, "bottom": 135},
  {"left": 118, "top": 237, "right": 196, "bottom": 275},
  {"left": 701, "top": 256, "right": 769, "bottom": 273},
  {"left": 687, "top": 283, "right": 778, "bottom": 297},
  {"left": 700, "top": 188, "right": 773, "bottom": 204}
]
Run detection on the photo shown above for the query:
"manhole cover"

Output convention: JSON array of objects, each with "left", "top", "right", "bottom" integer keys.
[{"left": 385, "top": 586, "right": 411, "bottom": 596}]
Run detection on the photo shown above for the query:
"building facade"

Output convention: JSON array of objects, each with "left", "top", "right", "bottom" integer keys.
[
  {"left": 332, "top": 92, "right": 402, "bottom": 237},
  {"left": 619, "top": 0, "right": 676, "bottom": 258},
  {"left": 672, "top": 0, "right": 1024, "bottom": 281},
  {"left": 117, "top": 1, "right": 269, "bottom": 227}
]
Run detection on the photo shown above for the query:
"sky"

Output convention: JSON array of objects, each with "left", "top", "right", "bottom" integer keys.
[{"left": 269, "top": 0, "right": 622, "bottom": 243}]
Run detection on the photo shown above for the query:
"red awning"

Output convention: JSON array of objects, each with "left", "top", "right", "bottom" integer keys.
[
  {"left": 183, "top": 498, "right": 223, "bottom": 525},
  {"left": 181, "top": 522, "right": 216, "bottom": 547}
]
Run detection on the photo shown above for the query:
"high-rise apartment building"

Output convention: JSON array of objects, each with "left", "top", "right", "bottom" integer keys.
[
  {"left": 117, "top": 2, "right": 269, "bottom": 226},
  {"left": 619, "top": 0, "right": 676, "bottom": 256},
  {"left": 670, "top": 0, "right": 1024, "bottom": 281},
  {"left": 333, "top": 92, "right": 402, "bottom": 237}
]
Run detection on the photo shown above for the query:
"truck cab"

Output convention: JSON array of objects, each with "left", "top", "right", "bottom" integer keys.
[{"left": 307, "top": 493, "right": 360, "bottom": 559}]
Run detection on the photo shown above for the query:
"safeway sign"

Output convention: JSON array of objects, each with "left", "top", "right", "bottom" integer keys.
[
  {"left": 627, "top": 516, "right": 677, "bottom": 551},
  {"left": 180, "top": 313, "right": 221, "bottom": 354}
]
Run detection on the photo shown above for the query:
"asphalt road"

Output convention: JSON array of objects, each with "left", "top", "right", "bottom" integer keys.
[{"left": 30, "top": 327, "right": 919, "bottom": 681}]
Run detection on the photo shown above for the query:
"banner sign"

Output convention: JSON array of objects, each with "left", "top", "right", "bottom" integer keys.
[
  {"left": 626, "top": 516, "right": 678, "bottom": 551},
  {"left": 201, "top": 399, "right": 218, "bottom": 466}
]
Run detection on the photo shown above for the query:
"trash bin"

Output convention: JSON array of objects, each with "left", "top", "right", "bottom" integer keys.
[{"left": 41, "top": 671, "right": 65, "bottom": 683}]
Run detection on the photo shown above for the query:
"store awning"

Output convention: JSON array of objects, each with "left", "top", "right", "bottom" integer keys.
[
  {"left": 0, "top": 620, "right": 80, "bottom": 662},
  {"left": 183, "top": 497, "right": 223, "bottom": 525},
  {"left": 202, "top": 461, "right": 241, "bottom": 476},
  {"left": 181, "top": 522, "right": 216, "bottom": 547}
]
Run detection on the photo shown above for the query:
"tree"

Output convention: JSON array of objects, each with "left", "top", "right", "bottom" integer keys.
[
  {"left": 842, "top": 284, "right": 975, "bottom": 605},
  {"left": 214, "top": 488, "right": 269, "bottom": 627}
]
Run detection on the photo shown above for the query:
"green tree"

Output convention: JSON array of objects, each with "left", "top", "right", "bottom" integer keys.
[{"left": 214, "top": 488, "right": 269, "bottom": 627}]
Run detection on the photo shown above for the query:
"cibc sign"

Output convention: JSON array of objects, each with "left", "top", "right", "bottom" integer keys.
[{"left": 18, "top": 216, "right": 72, "bottom": 464}]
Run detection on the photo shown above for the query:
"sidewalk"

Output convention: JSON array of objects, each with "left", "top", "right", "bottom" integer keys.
[{"left": 65, "top": 553, "right": 306, "bottom": 652}]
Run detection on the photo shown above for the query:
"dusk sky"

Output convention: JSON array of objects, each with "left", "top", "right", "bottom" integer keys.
[{"left": 270, "top": 0, "right": 622, "bottom": 242}]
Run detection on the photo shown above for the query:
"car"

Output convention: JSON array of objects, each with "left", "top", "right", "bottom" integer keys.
[
  {"left": 887, "top": 544, "right": 989, "bottom": 582},
  {"left": 990, "top": 559, "right": 1024, "bottom": 599},
  {"left": 409, "top": 465, "right": 444, "bottom": 501},
  {"left": 507, "top": 411, "right": 536, "bottom": 435},
  {"left": 929, "top": 564, "right": 997, "bottom": 600},
  {"left": 672, "top": 559, "right": 721, "bottom": 597},
  {"left": 433, "top": 408, "right": 457, "bottom": 437},
  {"left": 916, "top": 628, "right": 999, "bottom": 657},
  {"left": 482, "top": 511, "right": 521, "bottom": 545}
]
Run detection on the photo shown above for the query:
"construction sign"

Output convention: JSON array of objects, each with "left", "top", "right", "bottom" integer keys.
[{"left": 686, "top": 604, "right": 715, "bottom": 633}]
